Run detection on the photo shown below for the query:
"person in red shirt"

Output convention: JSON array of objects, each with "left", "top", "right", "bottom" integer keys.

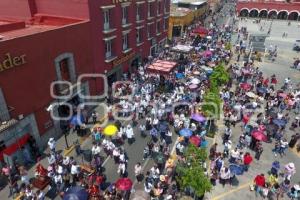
[
  {"left": 263, "top": 78, "right": 269, "bottom": 87},
  {"left": 243, "top": 152, "right": 253, "bottom": 172},
  {"left": 254, "top": 174, "right": 265, "bottom": 197}
]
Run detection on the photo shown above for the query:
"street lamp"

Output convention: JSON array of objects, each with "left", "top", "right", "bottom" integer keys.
[
  {"left": 46, "top": 103, "right": 70, "bottom": 150},
  {"left": 60, "top": 120, "right": 70, "bottom": 149}
]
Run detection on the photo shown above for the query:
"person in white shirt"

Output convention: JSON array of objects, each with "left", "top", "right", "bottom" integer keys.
[
  {"left": 224, "top": 140, "right": 232, "bottom": 157},
  {"left": 126, "top": 125, "right": 135, "bottom": 144},
  {"left": 150, "top": 165, "right": 160, "bottom": 179},
  {"left": 176, "top": 142, "right": 185, "bottom": 156},
  {"left": 230, "top": 148, "right": 240, "bottom": 163},
  {"left": 165, "top": 130, "right": 172, "bottom": 145},
  {"left": 56, "top": 164, "right": 64, "bottom": 175},
  {"left": 70, "top": 162, "right": 79, "bottom": 184},
  {"left": 36, "top": 190, "right": 45, "bottom": 200},
  {"left": 252, "top": 101, "right": 258, "bottom": 109},
  {"left": 48, "top": 138, "right": 56, "bottom": 153},
  {"left": 152, "top": 117, "right": 159, "bottom": 128},
  {"left": 62, "top": 156, "right": 70, "bottom": 167},
  {"left": 220, "top": 166, "right": 231, "bottom": 187},
  {"left": 47, "top": 153, "right": 56, "bottom": 165},
  {"left": 112, "top": 148, "right": 120, "bottom": 164},
  {"left": 91, "top": 143, "right": 101, "bottom": 156},
  {"left": 118, "top": 162, "right": 126, "bottom": 177},
  {"left": 54, "top": 173, "right": 62, "bottom": 185},
  {"left": 139, "top": 124, "right": 146, "bottom": 137}
]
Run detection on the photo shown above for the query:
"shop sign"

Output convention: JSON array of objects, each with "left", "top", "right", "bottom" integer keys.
[
  {"left": 0, "top": 53, "right": 26, "bottom": 73},
  {"left": 113, "top": 52, "right": 135, "bottom": 67},
  {"left": 112, "top": 0, "right": 131, "bottom": 3}
]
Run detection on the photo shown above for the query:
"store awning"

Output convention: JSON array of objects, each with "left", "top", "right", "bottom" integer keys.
[
  {"left": 0, "top": 133, "right": 30, "bottom": 160},
  {"left": 147, "top": 60, "right": 177, "bottom": 74}
]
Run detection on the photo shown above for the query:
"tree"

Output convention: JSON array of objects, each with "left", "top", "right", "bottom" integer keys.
[
  {"left": 175, "top": 145, "right": 211, "bottom": 199},
  {"left": 202, "top": 63, "right": 229, "bottom": 136},
  {"left": 184, "top": 144, "right": 207, "bottom": 165},
  {"left": 209, "top": 63, "right": 230, "bottom": 88}
]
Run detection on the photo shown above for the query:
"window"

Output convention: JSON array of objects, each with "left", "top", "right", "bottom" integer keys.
[
  {"left": 156, "top": 21, "right": 161, "bottom": 34},
  {"left": 103, "top": 9, "right": 110, "bottom": 30},
  {"left": 59, "top": 58, "right": 70, "bottom": 81},
  {"left": 122, "top": 33, "right": 129, "bottom": 50},
  {"left": 148, "top": 3, "right": 153, "bottom": 18},
  {"left": 147, "top": 24, "right": 150, "bottom": 38},
  {"left": 105, "top": 40, "right": 112, "bottom": 58},
  {"left": 158, "top": 1, "right": 161, "bottom": 15},
  {"left": 136, "top": 28, "right": 142, "bottom": 44},
  {"left": 122, "top": 6, "right": 128, "bottom": 25},
  {"left": 136, "top": 4, "right": 141, "bottom": 21},
  {"left": 164, "top": 0, "right": 168, "bottom": 13}
]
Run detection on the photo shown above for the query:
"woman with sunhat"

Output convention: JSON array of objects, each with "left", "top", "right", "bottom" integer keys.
[{"left": 284, "top": 162, "right": 296, "bottom": 181}]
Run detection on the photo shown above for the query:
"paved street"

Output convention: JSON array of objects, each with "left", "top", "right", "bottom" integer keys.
[
  {"left": 1, "top": 2, "right": 300, "bottom": 200},
  {"left": 206, "top": 17, "right": 300, "bottom": 200}
]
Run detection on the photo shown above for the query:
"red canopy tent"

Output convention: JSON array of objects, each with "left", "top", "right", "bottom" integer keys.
[{"left": 147, "top": 60, "right": 177, "bottom": 74}]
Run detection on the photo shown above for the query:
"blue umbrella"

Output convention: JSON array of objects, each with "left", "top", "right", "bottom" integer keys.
[
  {"left": 179, "top": 128, "right": 193, "bottom": 137},
  {"left": 273, "top": 119, "right": 287, "bottom": 127},
  {"left": 176, "top": 73, "right": 185, "bottom": 79},
  {"left": 229, "top": 164, "right": 244, "bottom": 175},
  {"left": 257, "top": 87, "right": 267, "bottom": 94},
  {"left": 70, "top": 115, "right": 84, "bottom": 126},
  {"left": 63, "top": 186, "right": 88, "bottom": 200},
  {"left": 158, "top": 121, "right": 168, "bottom": 131}
]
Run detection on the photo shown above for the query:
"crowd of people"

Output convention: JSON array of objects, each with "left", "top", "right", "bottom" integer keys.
[{"left": 1, "top": 2, "right": 300, "bottom": 200}]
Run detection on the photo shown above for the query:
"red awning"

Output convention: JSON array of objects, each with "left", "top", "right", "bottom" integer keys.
[{"left": 0, "top": 133, "right": 30, "bottom": 160}]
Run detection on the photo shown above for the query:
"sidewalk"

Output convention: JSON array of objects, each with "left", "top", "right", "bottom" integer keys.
[{"left": 1, "top": 105, "right": 106, "bottom": 199}]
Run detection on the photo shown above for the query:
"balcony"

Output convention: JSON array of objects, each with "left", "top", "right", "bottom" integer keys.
[{"left": 122, "top": 19, "right": 132, "bottom": 28}]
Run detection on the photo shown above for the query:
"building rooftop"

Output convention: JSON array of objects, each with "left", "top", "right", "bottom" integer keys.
[
  {"left": 170, "top": 7, "right": 192, "bottom": 17},
  {"left": 0, "top": 15, "right": 85, "bottom": 42},
  {"left": 178, "top": 0, "right": 207, "bottom": 4}
]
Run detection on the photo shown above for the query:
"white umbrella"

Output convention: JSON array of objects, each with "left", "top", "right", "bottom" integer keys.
[
  {"left": 190, "top": 78, "right": 200, "bottom": 85},
  {"left": 246, "top": 92, "right": 257, "bottom": 98}
]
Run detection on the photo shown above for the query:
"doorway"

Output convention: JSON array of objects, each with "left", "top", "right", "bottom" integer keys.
[{"left": 172, "top": 26, "right": 182, "bottom": 37}]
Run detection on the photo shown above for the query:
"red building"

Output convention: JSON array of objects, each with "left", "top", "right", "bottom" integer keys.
[
  {"left": 237, "top": 0, "right": 300, "bottom": 20},
  {"left": 0, "top": 0, "right": 170, "bottom": 164}
]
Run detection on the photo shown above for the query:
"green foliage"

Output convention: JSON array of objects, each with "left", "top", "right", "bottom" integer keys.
[
  {"left": 209, "top": 63, "right": 230, "bottom": 87},
  {"left": 202, "top": 91, "right": 221, "bottom": 118},
  {"left": 225, "top": 42, "right": 232, "bottom": 51},
  {"left": 176, "top": 144, "right": 211, "bottom": 197},
  {"left": 183, "top": 144, "right": 208, "bottom": 165},
  {"left": 202, "top": 63, "right": 229, "bottom": 119}
]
